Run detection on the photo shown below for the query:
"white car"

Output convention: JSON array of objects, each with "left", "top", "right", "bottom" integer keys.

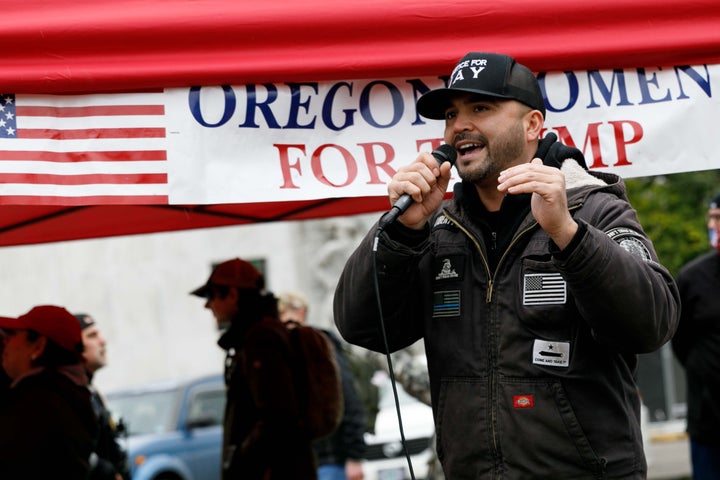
[{"left": 363, "top": 371, "right": 436, "bottom": 480}]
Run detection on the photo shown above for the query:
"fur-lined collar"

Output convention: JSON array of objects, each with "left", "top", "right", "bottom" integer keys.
[{"left": 561, "top": 159, "right": 608, "bottom": 189}]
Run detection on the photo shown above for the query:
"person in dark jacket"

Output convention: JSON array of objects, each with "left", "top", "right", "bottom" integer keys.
[
  {"left": 0, "top": 305, "right": 98, "bottom": 480},
  {"left": 191, "top": 258, "right": 317, "bottom": 480},
  {"left": 278, "top": 291, "right": 366, "bottom": 480},
  {"left": 0, "top": 330, "right": 10, "bottom": 397},
  {"left": 671, "top": 191, "right": 720, "bottom": 479},
  {"left": 75, "top": 313, "right": 131, "bottom": 480},
  {"left": 333, "top": 52, "right": 680, "bottom": 479}
]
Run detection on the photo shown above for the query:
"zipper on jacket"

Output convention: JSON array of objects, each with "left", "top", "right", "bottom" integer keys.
[
  {"left": 440, "top": 211, "right": 493, "bottom": 294},
  {"left": 439, "top": 202, "right": 582, "bottom": 467},
  {"left": 487, "top": 201, "right": 584, "bottom": 299},
  {"left": 488, "top": 222, "right": 537, "bottom": 299},
  {"left": 440, "top": 210, "right": 538, "bottom": 303},
  {"left": 446, "top": 201, "right": 583, "bottom": 302}
]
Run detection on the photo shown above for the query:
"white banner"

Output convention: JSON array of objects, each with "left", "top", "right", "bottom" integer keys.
[
  {"left": 2, "top": 64, "right": 717, "bottom": 205},
  {"left": 166, "top": 64, "right": 718, "bottom": 204}
]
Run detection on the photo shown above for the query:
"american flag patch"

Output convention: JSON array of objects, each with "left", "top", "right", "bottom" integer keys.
[
  {"left": 523, "top": 273, "right": 566, "bottom": 305},
  {"left": 432, "top": 290, "right": 460, "bottom": 318}
]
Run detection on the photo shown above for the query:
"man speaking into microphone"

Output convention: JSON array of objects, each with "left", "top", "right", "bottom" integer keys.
[{"left": 333, "top": 52, "right": 679, "bottom": 479}]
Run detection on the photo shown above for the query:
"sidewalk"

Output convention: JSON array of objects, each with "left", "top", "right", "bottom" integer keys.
[{"left": 646, "top": 420, "right": 691, "bottom": 480}]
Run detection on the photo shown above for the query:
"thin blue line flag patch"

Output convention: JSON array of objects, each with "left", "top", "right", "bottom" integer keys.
[{"left": 433, "top": 290, "right": 461, "bottom": 317}]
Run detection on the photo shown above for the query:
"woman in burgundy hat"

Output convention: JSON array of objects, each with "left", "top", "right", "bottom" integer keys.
[{"left": 0, "top": 305, "right": 98, "bottom": 479}]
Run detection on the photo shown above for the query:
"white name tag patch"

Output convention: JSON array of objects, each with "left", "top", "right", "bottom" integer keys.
[{"left": 532, "top": 339, "right": 570, "bottom": 367}]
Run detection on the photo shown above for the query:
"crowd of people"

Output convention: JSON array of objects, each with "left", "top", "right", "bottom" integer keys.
[
  {"left": 0, "top": 51, "right": 717, "bottom": 480},
  {"left": 0, "top": 306, "right": 124, "bottom": 479},
  {"left": 0, "top": 264, "right": 368, "bottom": 480}
]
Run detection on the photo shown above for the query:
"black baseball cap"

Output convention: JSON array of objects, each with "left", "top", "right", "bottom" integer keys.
[{"left": 417, "top": 52, "right": 546, "bottom": 120}]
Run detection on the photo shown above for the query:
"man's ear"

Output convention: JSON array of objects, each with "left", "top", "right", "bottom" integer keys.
[
  {"left": 525, "top": 109, "right": 544, "bottom": 141},
  {"left": 227, "top": 287, "right": 239, "bottom": 302},
  {"left": 31, "top": 336, "right": 48, "bottom": 361}
]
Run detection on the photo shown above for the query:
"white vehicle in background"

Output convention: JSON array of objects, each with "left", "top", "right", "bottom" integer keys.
[
  {"left": 363, "top": 371, "right": 436, "bottom": 480},
  {"left": 362, "top": 368, "right": 689, "bottom": 480}
]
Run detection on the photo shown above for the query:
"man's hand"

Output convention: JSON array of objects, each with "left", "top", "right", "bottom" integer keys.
[
  {"left": 497, "top": 158, "right": 578, "bottom": 249},
  {"left": 386, "top": 152, "right": 453, "bottom": 230}
]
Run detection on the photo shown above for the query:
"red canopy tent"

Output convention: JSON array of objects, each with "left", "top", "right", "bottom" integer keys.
[{"left": 2, "top": 0, "right": 720, "bottom": 246}]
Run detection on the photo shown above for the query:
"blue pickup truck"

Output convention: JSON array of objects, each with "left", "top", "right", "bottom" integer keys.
[{"left": 105, "top": 373, "right": 226, "bottom": 480}]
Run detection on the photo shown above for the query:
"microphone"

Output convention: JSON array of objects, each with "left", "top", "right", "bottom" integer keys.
[{"left": 378, "top": 144, "right": 457, "bottom": 230}]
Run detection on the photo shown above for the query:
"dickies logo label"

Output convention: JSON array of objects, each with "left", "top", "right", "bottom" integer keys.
[{"left": 513, "top": 395, "right": 534, "bottom": 409}]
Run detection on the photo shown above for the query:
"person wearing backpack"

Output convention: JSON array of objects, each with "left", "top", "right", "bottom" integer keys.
[
  {"left": 191, "top": 258, "right": 317, "bottom": 480},
  {"left": 278, "top": 291, "right": 367, "bottom": 480}
]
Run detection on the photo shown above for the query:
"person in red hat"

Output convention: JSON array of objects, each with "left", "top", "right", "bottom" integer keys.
[
  {"left": 191, "top": 258, "right": 317, "bottom": 480},
  {"left": 0, "top": 305, "right": 98, "bottom": 479},
  {"left": 0, "top": 330, "right": 10, "bottom": 395}
]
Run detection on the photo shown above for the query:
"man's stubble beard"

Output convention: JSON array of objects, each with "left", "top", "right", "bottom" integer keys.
[{"left": 457, "top": 121, "right": 527, "bottom": 184}]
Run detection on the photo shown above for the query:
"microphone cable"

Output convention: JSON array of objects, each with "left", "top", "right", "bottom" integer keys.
[
  {"left": 371, "top": 226, "right": 417, "bottom": 480},
  {"left": 368, "top": 144, "right": 455, "bottom": 480}
]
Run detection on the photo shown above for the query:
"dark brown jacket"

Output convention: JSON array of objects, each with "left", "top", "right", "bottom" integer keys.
[{"left": 219, "top": 314, "right": 316, "bottom": 480}]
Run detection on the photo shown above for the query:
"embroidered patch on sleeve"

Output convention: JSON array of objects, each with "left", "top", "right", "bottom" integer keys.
[
  {"left": 605, "top": 227, "right": 652, "bottom": 262},
  {"left": 433, "top": 290, "right": 461, "bottom": 318},
  {"left": 523, "top": 273, "right": 567, "bottom": 305},
  {"left": 432, "top": 214, "right": 459, "bottom": 232},
  {"left": 532, "top": 339, "right": 570, "bottom": 367}
]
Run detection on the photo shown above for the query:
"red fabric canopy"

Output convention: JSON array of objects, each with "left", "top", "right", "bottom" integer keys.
[
  {"left": 1, "top": 0, "right": 719, "bottom": 246},
  {"left": 0, "top": 197, "right": 389, "bottom": 246},
  {"left": 6, "top": 0, "right": 720, "bottom": 94}
]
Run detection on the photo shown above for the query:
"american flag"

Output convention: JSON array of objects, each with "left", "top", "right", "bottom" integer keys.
[
  {"left": 523, "top": 272, "right": 567, "bottom": 305},
  {"left": 433, "top": 290, "right": 461, "bottom": 317},
  {"left": 0, "top": 92, "right": 168, "bottom": 205}
]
